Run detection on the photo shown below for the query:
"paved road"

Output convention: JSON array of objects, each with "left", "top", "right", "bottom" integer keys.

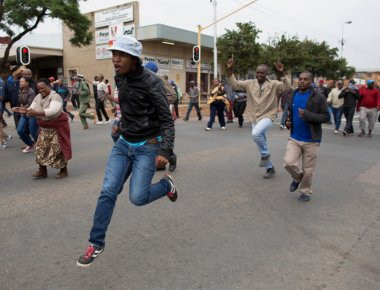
[{"left": 0, "top": 115, "right": 379, "bottom": 290}]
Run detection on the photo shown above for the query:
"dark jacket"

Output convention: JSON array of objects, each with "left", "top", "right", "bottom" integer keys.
[
  {"left": 338, "top": 88, "right": 359, "bottom": 108},
  {"left": 288, "top": 87, "right": 330, "bottom": 141},
  {"left": 115, "top": 66, "right": 174, "bottom": 160}
]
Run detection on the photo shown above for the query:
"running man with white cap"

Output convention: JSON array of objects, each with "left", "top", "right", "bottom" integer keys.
[{"left": 77, "top": 35, "right": 178, "bottom": 267}]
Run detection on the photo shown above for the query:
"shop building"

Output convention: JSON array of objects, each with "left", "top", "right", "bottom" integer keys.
[{"left": 63, "top": 1, "right": 219, "bottom": 98}]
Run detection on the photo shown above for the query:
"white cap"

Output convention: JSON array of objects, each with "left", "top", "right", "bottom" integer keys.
[{"left": 107, "top": 35, "right": 142, "bottom": 58}]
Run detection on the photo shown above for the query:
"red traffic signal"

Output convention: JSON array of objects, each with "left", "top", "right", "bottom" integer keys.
[
  {"left": 192, "top": 46, "right": 200, "bottom": 63},
  {"left": 16, "top": 46, "right": 31, "bottom": 65}
]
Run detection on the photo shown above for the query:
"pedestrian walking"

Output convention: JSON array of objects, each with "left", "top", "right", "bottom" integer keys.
[
  {"left": 77, "top": 75, "right": 95, "bottom": 129},
  {"left": 144, "top": 61, "right": 177, "bottom": 172},
  {"left": 18, "top": 78, "right": 72, "bottom": 179},
  {"left": 224, "top": 80, "right": 235, "bottom": 123},
  {"left": 22, "top": 68, "right": 38, "bottom": 94},
  {"left": 356, "top": 80, "right": 380, "bottom": 137},
  {"left": 170, "top": 80, "right": 181, "bottom": 118},
  {"left": 95, "top": 74, "right": 110, "bottom": 124},
  {"left": 13, "top": 77, "right": 38, "bottom": 153},
  {"left": 0, "top": 76, "right": 7, "bottom": 128},
  {"left": 284, "top": 71, "right": 330, "bottom": 201},
  {"left": 71, "top": 77, "right": 80, "bottom": 110},
  {"left": 183, "top": 81, "right": 202, "bottom": 121},
  {"left": 205, "top": 79, "right": 228, "bottom": 131},
  {"left": 327, "top": 80, "right": 344, "bottom": 133},
  {"left": 279, "top": 89, "right": 292, "bottom": 129},
  {"left": 77, "top": 36, "right": 177, "bottom": 268},
  {"left": 226, "top": 56, "right": 291, "bottom": 178},
  {"left": 6, "top": 66, "right": 24, "bottom": 128},
  {"left": 233, "top": 90, "right": 247, "bottom": 127},
  {"left": 107, "top": 87, "right": 121, "bottom": 143},
  {"left": 56, "top": 79, "right": 74, "bottom": 121},
  {"left": 338, "top": 80, "right": 359, "bottom": 136},
  {"left": 318, "top": 79, "right": 332, "bottom": 124}
]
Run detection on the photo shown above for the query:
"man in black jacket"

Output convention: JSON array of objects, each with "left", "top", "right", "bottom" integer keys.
[
  {"left": 284, "top": 71, "right": 330, "bottom": 202},
  {"left": 338, "top": 80, "right": 360, "bottom": 136},
  {"left": 77, "top": 36, "right": 178, "bottom": 267}
]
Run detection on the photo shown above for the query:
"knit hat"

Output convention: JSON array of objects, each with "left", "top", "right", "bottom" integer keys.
[{"left": 144, "top": 61, "right": 158, "bottom": 73}]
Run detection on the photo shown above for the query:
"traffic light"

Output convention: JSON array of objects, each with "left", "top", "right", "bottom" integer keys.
[
  {"left": 192, "top": 46, "right": 200, "bottom": 63},
  {"left": 16, "top": 46, "right": 31, "bottom": 65}
]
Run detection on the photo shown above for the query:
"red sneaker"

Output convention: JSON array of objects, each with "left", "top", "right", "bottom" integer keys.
[{"left": 163, "top": 175, "right": 178, "bottom": 202}]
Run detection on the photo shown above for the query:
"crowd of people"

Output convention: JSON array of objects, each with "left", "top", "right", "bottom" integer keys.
[{"left": 1, "top": 35, "right": 379, "bottom": 268}]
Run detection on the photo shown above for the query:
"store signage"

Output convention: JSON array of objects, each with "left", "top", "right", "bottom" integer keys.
[
  {"left": 95, "top": 5, "right": 133, "bottom": 28},
  {"left": 95, "top": 27, "right": 109, "bottom": 44},
  {"left": 171, "top": 58, "right": 184, "bottom": 69},
  {"left": 156, "top": 57, "right": 170, "bottom": 68},
  {"left": 108, "top": 23, "right": 123, "bottom": 46},
  {"left": 123, "top": 24, "right": 135, "bottom": 37},
  {"left": 143, "top": 55, "right": 156, "bottom": 63},
  {"left": 95, "top": 44, "right": 112, "bottom": 60}
]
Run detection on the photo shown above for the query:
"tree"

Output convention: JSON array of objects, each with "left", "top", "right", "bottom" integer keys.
[
  {"left": 0, "top": 0, "right": 92, "bottom": 72},
  {"left": 261, "top": 34, "right": 355, "bottom": 79},
  {"left": 217, "top": 22, "right": 262, "bottom": 76}
]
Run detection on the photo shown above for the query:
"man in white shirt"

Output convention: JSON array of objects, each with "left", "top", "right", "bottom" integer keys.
[{"left": 95, "top": 74, "right": 110, "bottom": 124}]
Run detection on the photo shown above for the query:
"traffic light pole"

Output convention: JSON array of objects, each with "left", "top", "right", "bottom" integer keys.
[{"left": 196, "top": 0, "right": 258, "bottom": 107}]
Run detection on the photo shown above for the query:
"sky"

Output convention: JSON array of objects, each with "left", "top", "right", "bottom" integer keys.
[{"left": 31, "top": 0, "right": 380, "bottom": 70}]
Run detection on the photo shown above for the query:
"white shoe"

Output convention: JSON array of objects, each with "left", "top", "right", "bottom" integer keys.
[
  {"left": 279, "top": 125, "right": 285, "bottom": 130},
  {"left": 22, "top": 145, "right": 34, "bottom": 153},
  {"left": 96, "top": 121, "right": 103, "bottom": 125},
  {"left": 221, "top": 127, "right": 226, "bottom": 130},
  {"left": 205, "top": 127, "right": 212, "bottom": 131},
  {"left": 334, "top": 130, "right": 339, "bottom": 134},
  {"left": 103, "top": 120, "right": 110, "bottom": 125},
  {"left": 7, "top": 134, "right": 12, "bottom": 140}
]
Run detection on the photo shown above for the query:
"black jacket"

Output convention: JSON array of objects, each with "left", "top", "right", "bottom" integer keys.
[
  {"left": 115, "top": 66, "right": 174, "bottom": 160},
  {"left": 338, "top": 88, "right": 359, "bottom": 108},
  {"left": 288, "top": 87, "right": 330, "bottom": 141}
]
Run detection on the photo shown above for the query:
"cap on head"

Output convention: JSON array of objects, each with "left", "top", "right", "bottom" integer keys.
[
  {"left": 319, "top": 79, "right": 324, "bottom": 84},
  {"left": 48, "top": 76, "right": 55, "bottom": 81},
  {"left": 190, "top": 80, "right": 195, "bottom": 84},
  {"left": 107, "top": 35, "right": 142, "bottom": 58},
  {"left": 144, "top": 61, "right": 158, "bottom": 73},
  {"left": 77, "top": 74, "right": 84, "bottom": 79},
  {"left": 367, "top": 79, "right": 375, "bottom": 85}
]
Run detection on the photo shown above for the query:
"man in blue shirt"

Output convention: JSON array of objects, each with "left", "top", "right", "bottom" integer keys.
[{"left": 284, "top": 71, "right": 330, "bottom": 201}]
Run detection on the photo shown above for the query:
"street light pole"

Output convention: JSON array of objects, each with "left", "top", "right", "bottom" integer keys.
[
  {"left": 212, "top": 0, "right": 218, "bottom": 79},
  {"left": 341, "top": 20, "right": 352, "bottom": 59}
]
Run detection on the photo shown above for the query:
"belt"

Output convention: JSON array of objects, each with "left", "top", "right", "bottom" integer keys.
[{"left": 146, "top": 138, "right": 159, "bottom": 144}]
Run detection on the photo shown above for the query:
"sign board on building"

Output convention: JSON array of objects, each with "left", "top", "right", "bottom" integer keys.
[
  {"left": 95, "top": 27, "right": 109, "bottom": 44},
  {"left": 143, "top": 55, "right": 156, "bottom": 63},
  {"left": 96, "top": 44, "right": 112, "bottom": 60},
  {"left": 156, "top": 57, "right": 170, "bottom": 69},
  {"left": 171, "top": 58, "right": 184, "bottom": 70},
  {"left": 94, "top": 5, "right": 134, "bottom": 28},
  {"left": 123, "top": 24, "right": 135, "bottom": 37}
]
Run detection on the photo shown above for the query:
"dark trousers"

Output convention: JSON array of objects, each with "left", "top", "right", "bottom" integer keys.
[
  {"left": 173, "top": 99, "right": 179, "bottom": 118},
  {"left": 96, "top": 100, "right": 109, "bottom": 121},
  {"left": 234, "top": 101, "right": 247, "bottom": 126},
  {"left": 63, "top": 101, "right": 74, "bottom": 119},
  {"left": 13, "top": 112, "right": 21, "bottom": 128},
  {"left": 207, "top": 101, "right": 226, "bottom": 128},
  {"left": 343, "top": 107, "right": 355, "bottom": 134},
  {"left": 185, "top": 101, "right": 202, "bottom": 120},
  {"left": 332, "top": 107, "right": 343, "bottom": 130},
  {"left": 71, "top": 94, "right": 80, "bottom": 109}
]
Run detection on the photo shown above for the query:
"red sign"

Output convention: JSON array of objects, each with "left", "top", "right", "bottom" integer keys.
[{"left": 0, "top": 37, "right": 11, "bottom": 45}]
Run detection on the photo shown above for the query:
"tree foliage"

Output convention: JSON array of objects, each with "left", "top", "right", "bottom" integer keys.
[
  {"left": 0, "top": 0, "right": 92, "bottom": 72},
  {"left": 218, "top": 22, "right": 355, "bottom": 80},
  {"left": 217, "top": 22, "right": 262, "bottom": 76}
]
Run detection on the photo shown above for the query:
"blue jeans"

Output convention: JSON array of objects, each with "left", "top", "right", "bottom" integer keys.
[
  {"left": 207, "top": 101, "right": 226, "bottom": 128},
  {"left": 89, "top": 138, "right": 171, "bottom": 247},
  {"left": 252, "top": 118, "right": 273, "bottom": 169},
  {"left": 17, "top": 115, "right": 39, "bottom": 146},
  {"left": 280, "top": 103, "right": 289, "bottom": 126},
  {"left": 332, "top": 107, "right": 343, "bottom": 130}
]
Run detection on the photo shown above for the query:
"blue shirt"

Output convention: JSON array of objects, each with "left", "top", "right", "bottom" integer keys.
[
  {"left": 291, "top": 89, "right": 320, "bottom": 143},
  {"left": 0, "top": 78, "right": 4, "bottom": 99}
]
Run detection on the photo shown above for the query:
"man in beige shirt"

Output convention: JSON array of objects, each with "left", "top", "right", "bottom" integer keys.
[{"left": 226, "top": 57, "right": 291, "bottom": 178}]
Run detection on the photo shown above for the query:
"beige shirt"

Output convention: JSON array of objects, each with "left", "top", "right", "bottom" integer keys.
[
  {"left": 29, "top": 90, "right": 63, "bottom": 120},
  {"left": 227, "top": 74, "right": 291, "bottom": 122},
  {"left": 327, "top": 88, "right": 344, "bottom": 108}
]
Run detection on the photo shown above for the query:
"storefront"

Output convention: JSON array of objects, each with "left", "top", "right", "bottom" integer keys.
[{"left": 62, "top": 1, "right": 218, "bottom": 97}]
